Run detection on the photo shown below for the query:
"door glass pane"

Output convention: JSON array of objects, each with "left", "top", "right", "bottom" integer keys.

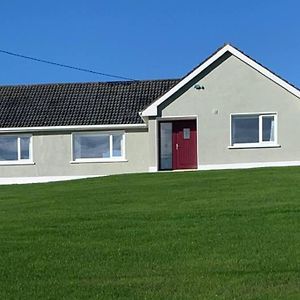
[
  {"left": 183, "top": 128, "right": 190, "bottom": 139},
  {"left": 0, "top": 137, "right": 18, "bottom": 160},
  {"left": 20, "top": 137, "right": 30, "bottom": 159},
  {"left": 74, "top": 134, "right": 110, "bottom": 159},
  {"left": 160, "top": 123, "right": 172, "bottom": 170},
  {"left": 112, "top": 134, "right": 123, "bottom": 157},
  {"left": 232, "top": 115, "right": 259, "bottom": 144},
  {"left": 262, "top": 116, "right": 275, "bottom": 142}
]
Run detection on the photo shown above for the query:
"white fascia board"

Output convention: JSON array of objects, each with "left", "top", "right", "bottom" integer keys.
[
  {"left": 141, "top": 46, "right": 230, "bottom": 117},
  {"left": 141, "top": 44, "right": 300, "bottom": 117},
  {"left": 0, "top": 123, "right": 147, "bottom": 133},
  {"left": 228, "top": 46, "right": 300, "bottom": 98}
]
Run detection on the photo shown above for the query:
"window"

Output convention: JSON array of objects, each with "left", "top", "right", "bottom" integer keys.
[
  {"left": 160, "top": 122, "right": 172, "bottom": 170},
  {"left": 0, "top": 135, "right": 32, "bottom": 162},
  {"left": 231, "top": 114, "right": 277, "bottom": 147},
  {"left": 73, "top": 132, "right": 125, "bottom": 162},
  {"left": 183, "top": 128, "right": 190, "bottom": 139}
]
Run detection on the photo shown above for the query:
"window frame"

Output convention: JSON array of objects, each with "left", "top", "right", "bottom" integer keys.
[
  {"left": 0, "top": 134, "right": 33, "bottom": 165},
  {"left": 229, "top": 112, "right": 279, "bottom": 149},
  {"left": 71, "top": 131, "right": 126, "bottom": 163}
]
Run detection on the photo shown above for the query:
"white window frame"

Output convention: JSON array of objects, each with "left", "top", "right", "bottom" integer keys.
[
  {"left": 0, "top": 134, "right": 33, "bottom": 165},
  {"left": 229, "top": 113, "right": 280, "bottom": 149},
  {"left": 71, "top": 131, "right": 126, "bottom": 163}
]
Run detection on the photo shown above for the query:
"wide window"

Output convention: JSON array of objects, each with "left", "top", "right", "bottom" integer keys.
[
  {"left": 231, "top": 114, "right": 277, "bottom": 147},
  {"left": 0, "top": 135, "right": 32, "bottom": 162},
  {"left": 73, "top": 132, "right": 124, "bottom": 162}
]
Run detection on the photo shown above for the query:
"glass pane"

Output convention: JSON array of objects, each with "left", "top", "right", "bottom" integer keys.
[
  {"left": 0, "top": 136, "right": 18, "bottom": 160},
  {"left": 74, "top": 134, "right": 110, "bottom": 159},
  {"left": 20, "top": 137, "right": 30, "bottom": 159},
  {"left": 262, "top": 116, "right": 275, "bottom": 142},
  {"left": 232, "top": 115, "right": 259, "bottom": 144},
  {"left": 160, "top": 123, "right": 172, "bottom": 170},
  {"left": 112, "top": 134, "right": 122, "bottom": 157},
  {"left": 183, "top": 128, "right": 190, "bottom": 139}
]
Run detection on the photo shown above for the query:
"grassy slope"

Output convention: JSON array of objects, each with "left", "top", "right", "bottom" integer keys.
[{"left": 0, "top": 168, "right": 299, "bottom": 299}]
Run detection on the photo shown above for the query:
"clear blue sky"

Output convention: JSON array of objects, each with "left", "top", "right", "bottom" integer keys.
[{"left": 0, "top": 0, "right": 299, "bottom": 87}]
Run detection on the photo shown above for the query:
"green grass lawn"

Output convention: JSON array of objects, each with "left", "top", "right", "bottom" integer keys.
[{"left": 0, "top": 168, "right": 299, "bottom": 299}]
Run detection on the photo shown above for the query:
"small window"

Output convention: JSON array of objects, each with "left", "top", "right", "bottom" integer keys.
[
  {"left": 183, "top": 128, "right": 190, "bottom": 140},
  {"left": 20, "top": 137, "right": 31, "bottom": 159},
  {"left": 112, "top": 134, "right": 122, "bottom": 157},
  {"left": 73, "top": 132, "right": 124, "bottom": 162},
  {"left": 262, "top": 116, "right": 275, "bottom": 142},
  {"left": 231, "top": 114, "right": 277, "bottom": 147},
  {"left": 0, "top": 135, "right": 32, "bottom": 162},
  {"left": 160, "top": 122, "right": 172, "bottom": 170}
]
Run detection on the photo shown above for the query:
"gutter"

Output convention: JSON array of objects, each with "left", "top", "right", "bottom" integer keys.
[{"left": 0, "top": 123, "right": 147, "bottom": 133}]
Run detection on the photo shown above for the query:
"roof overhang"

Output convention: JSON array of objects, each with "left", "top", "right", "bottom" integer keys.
[
  {"left": 0, "top": 123, "right": 147, "bottom": 133},
  {"left": 141, "top": 44, "right": 300, "bottom": 117}
]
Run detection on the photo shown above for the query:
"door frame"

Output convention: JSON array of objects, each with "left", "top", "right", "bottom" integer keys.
[{"left": 156, "top": 116, "right": 199, "bottom": 171}]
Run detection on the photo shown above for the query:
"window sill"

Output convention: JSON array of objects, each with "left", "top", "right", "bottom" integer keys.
[
  {"left": 70, "top": 158, "right": 128, "bottom": 164},
  {"left": 0, "top": 161, "right": 35, "bottom": 166},
  {"left": 228, "top": 144, "right": 281, "bottom": 149}
]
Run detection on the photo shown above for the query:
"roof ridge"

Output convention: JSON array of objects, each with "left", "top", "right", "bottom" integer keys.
[{"left": 0, "top": 78, "right": 181, "bottom": 89}]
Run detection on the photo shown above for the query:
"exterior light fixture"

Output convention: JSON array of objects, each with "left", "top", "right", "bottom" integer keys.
[{"left": 194, "top": 84, "right": 204, "bottom": 90}]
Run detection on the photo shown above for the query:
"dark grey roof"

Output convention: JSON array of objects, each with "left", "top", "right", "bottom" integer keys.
[{"left": 0, "top": 79, "right": 180, "bottom": 128}]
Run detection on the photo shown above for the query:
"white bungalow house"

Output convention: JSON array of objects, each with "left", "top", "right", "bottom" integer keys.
[{"left": 0, "top": 44, "right": 300, "bottom": 183}]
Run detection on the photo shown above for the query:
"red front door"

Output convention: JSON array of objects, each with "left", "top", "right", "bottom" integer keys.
[
  {"left": 172, "top": 120, "right": 197, "bottom": 169},
  {"left": 159, "top": 120, "right": 197, "bottom": 170}
]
